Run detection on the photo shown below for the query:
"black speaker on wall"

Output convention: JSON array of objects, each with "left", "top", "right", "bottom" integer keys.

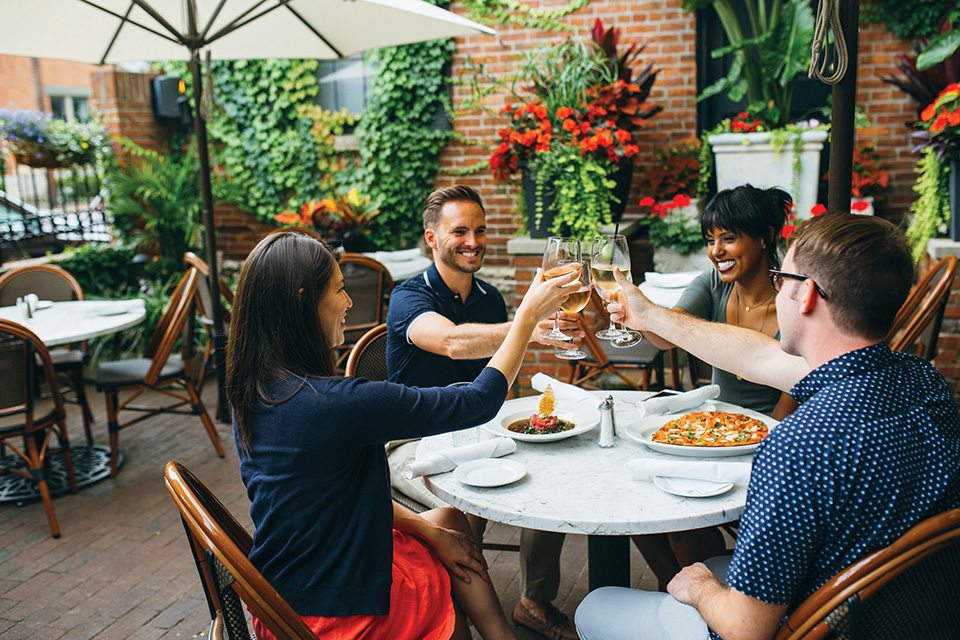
[{"left": 151, "top": 75, "right": 192, "bottom": 125}]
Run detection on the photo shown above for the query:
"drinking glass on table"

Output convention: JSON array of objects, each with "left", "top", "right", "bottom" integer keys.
[
  {"left": 553, "top": 260, "right": 591, "bottom": 360},
  {"left": 590, "top": 234, "right": 642, "bottom": 348},
  {"left": 539, "top": 237, "right": 581, "bottom": 342}
]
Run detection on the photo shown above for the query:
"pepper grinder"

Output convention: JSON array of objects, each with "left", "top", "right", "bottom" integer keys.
[{"left": 598, "top": 394, "right": 617, "bottom": 447}]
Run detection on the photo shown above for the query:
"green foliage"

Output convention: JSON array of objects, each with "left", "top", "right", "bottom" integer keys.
[
  {"left": 917, "top": 19, "right": 960, "bottom": 71},
  {"left": 355, "top": 20, "right": 453, "bottom": 249},
  {"left": 0, "top": 107, "right": 111, "bottom": 167},
  {"left": 686, "top": 0, "right": 815, "bottom": 128},
  {"left": 534, "top": 145, "right": 617, "bottom": 238},
  {"left": 157, "top": 59, "right": 323, "bottom": 221},
  {"left": 53, "top": 244, "right": 136, "bottom": 297},
  {"left": 906, "top": 148, "right": 951, "bottom": 263},
  {"left": 459, "top": 0, "right": 589, "bottom": 32},
  {"left": 103, "top": 138, "right": 240, "bottom": 278},
  {"left": 861, "top": 0, "right": 953, "bottom": 40},
  {"left": 298, "top": 106, "right": 358, "bottom": 193}
]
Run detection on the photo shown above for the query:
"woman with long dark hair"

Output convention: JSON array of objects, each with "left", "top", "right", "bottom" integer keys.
[
  {"left": 635, "top": 184, "right": 798, "bottom": 589},
  {"left": 226, "top": 227, "right": 577, "bottom": 640}
]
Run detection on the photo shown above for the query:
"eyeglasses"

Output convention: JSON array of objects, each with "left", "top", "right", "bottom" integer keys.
[{"left": 769, "top": 269, "right": 828, "bottom": 300}]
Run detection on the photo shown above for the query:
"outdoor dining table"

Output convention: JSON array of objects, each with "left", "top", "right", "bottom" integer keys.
[
  {"left": 0, "top": 298, "right": 147, "bottom": 345},
  {"left": 418, "top": 389, "right": 753, "bottom": 591},
  {"left": 0, "top": 298, "right": 147, "bottom": 502}
]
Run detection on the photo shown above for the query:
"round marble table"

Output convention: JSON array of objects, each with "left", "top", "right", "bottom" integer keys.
[
  {"left": 418, "top": 390, "right": 751, "bottom": 589},
  {"left": 0, "top": 299, "right": 146, "bottom": 346}
]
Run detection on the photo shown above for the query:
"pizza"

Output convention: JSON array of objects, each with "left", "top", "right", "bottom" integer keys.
[{"left": 651, "top": 411, "right": 769, "bottom": 447}]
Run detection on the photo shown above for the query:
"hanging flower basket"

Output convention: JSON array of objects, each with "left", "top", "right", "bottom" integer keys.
[{"left": 13, "top": 148, "right": 73, "bottom": 169}]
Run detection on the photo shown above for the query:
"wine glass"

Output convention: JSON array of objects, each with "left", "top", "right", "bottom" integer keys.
[
  {"left": 539, "top": 237, "right": 581, "bottom": 341},
  {"left": 553, "top": 260, "right": 591, "bottom": 360},
  {"left": 590, "top": 235, "right": 642, "bottom": 348}
]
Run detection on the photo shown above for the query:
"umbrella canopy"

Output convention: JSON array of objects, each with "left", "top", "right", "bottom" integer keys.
[
  {"left": 1, "top": 0, "right": 494, "bottom": 63},
  {"left": 0, "top": 0, "right": 494, "bottom": 420}
]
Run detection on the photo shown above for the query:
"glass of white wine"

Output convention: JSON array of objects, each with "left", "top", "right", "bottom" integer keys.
[
  {"left": 553, "top": 260, "right": 591, "bottom": 360},
  {"left": 539, "top": 237, "right": 581, "bottom": 341},
  {"left": 590, "top": 234, "right": 642, "bottom": 348}
]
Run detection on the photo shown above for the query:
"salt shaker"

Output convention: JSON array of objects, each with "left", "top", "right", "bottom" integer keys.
[
  {"left": 17, "top": 296, "right": 32, "bottom": 320},
  {"left": 598, "top": 394, "right": 617, "bottom": 447}
]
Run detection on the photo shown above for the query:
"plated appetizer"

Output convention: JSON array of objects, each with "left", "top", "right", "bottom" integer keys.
[{"left": 506, "top": 385, "right": 576, "bottom": 435}]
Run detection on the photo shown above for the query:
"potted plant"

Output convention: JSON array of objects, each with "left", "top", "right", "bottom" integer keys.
[
  {"left": 683, "top": 0, "right": 828, "bottom": 216},
  {"left": 819, "top": 143, "right": 890, "bottom": 216},
  {"left": 906, "top": 82, "right": 960, "bottom": 260},
  {"left": 0, "top": 107, "right": 108, "bottom": 169},
  {"left": 488, "top": 18, "right": 662, "bottom": 239},
  {"left": 638, "top": 140, "right": 712, "bottom": 271},
  {"left": 275, "top": 187, "right": 382, "bottom": 252}
]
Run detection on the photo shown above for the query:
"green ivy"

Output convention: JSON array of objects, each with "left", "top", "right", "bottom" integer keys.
[
  {"left": 906, "top": 148, "right": 951, "bottom": 263},
  {"left": 534, "top": 145, "right": 616, "bottom": 239},
  {"left": 299, "top": 105, "right": 358, "bottom": 193},
  {"left": 355, "top": 16, "right": 454, "bottom": 249},
  {"left": 158, "top": 59, "right": 323, "bottom": 221},
  {"left": 460, "top": 0, "right": 589, "bottom": 32},
  {"left": 861, "top": 0, "right": 951, "bottom": 40}
]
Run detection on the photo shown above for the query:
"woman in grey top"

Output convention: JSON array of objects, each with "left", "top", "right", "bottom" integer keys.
[{"left": 634, "top": 184, "right": 798, "bottom": 589}]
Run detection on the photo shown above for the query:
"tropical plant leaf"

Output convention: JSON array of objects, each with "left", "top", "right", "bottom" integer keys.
[
  {"left": 917, "top": 30, "right": 960, "bottom": 71},
  {"left": 760, "top": 0, "right": 815, "bottom": 87},
  {"left": 681, "top": 0, "right": 716, "bottom": 11},
  {"left": 698, "top": 51, "right": 744, "bottom": 102}
]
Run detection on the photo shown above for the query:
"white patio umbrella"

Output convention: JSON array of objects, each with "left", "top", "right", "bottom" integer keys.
[{"left": 0, "top": 0, "right": 495, "bottom": 418}]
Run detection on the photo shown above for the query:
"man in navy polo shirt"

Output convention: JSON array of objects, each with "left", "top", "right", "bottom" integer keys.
[
  {"left": 575, "top": 212, "right": 960, "bottom": 639},
  {"left": 387, "top": 185, "right": 580, "bottom": 640}
]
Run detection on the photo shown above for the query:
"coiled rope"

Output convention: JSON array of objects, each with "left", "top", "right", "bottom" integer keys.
[{"left": 808, "top": 0, "right": 848, "bottom": 84}]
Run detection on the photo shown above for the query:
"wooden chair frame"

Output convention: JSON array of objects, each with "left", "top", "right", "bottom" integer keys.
[
  {"left": 0, "top": 264, "right": 95, "bottom": 444},
  {"left": 164, "top": 461, "right": 318, "bottom": 640},
  {"left": 344, "top": 323, "right": 388, "bottom": 379},
  {"left": 335, "top": 253, "right": 394, "bottom": 371},
  {"left": 0, "top": 318, "right": 78, "bottom": 537},
  {"left": 97, "top": 269, "right": 224, "bottom": 476},
  {"left": 567, "top": 290, "right": 666, "bottom": 392},
  {"left": 183, "top": 252, "right": 235, "bottom": 394},
  {"left": 773, "top": 508, "right": 960, "bottom": 640},
  {"left": 886, "top": 255, "right": 958, "bottom": 360}
]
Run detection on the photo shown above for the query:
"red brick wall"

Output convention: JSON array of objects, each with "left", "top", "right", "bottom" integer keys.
[
  {"left": 91, "top": 68, "right": 175, "bottom": 153},
  {"left": 0, "top": 55, "right": 100, "bottom": 111}
]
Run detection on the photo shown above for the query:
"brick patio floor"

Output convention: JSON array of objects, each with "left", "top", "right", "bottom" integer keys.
[{"left": 0, "top": 381, "right": 661, "bottom": 640}]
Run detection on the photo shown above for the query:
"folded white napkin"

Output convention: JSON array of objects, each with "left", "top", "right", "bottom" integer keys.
[
  {"left": 635, "top": 385, "right": 720, "bottom": 417},
  {"left": 531, "top": 373, "right": 600, "bottom": 408},
  {"left": 626, "top": 458, "right": 752, "bottom": 484},
  {"left": 405, "top": 437, "right": 516, "bottom": 479},
  {"left": 642, "top": 271, "right": 702, "bottom": 289}
]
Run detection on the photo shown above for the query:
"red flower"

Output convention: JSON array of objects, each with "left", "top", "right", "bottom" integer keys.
[
  {"left": 615, "top": 129, "right": 631, "bottom": 144},
  {"left": 921, "top": 103, "right": 938, "bottom": 121},
  {"left": 672, "top": 194, "right": 691, "bottom": 207},
  {"left": 781, "top": 224, "right": 796, "bottom": 239},
  {"left": 810, "top": 203, "right": 827, "bottom": 216},
  {"left": 556, "top": 106, "right": 574, "bottom": 119},
  {"left": 850, "top": 200, "right": 869, "bottom": 212},
  {"left": 563, "top": 119, "right": 577, "bottom": 132},
  {"left": 500, "top": 104, "right": 513, "bottom": 116},
  {"left": 638, "top": 196, "right": 656, "bottom": 207}
]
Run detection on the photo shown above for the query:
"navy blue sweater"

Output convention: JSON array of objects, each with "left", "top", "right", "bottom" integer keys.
[{"left": 236, "top": 367, "right": 508, "bottom": 616}]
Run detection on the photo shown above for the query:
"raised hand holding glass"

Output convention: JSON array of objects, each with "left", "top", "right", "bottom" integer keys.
[{"left": 539, "top": 237, "right": 581, "bottom": 341}]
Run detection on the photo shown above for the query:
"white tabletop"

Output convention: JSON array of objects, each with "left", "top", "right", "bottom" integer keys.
[
  {"left": 0, "top": 299, "right": 147, "bottom": 346},
  {"left": 419, "top": 390, "right": 749, "bottom": 536},
  {"left": 362, "top": 249, "right": 433, "bottom": 282},
  {"left": 638, "top": 270, "right": 702, "bottom": 309}
]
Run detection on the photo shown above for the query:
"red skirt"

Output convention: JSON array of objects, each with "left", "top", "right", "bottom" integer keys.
[{"left": 252, "top": 529, "right": 456, "bottom": 640}]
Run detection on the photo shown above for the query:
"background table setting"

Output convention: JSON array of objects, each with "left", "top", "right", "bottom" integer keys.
[
  {"left": 0, "top": 298, "right": 146, "bottom": 345},
  {"left": 417, "top": 375, "right": 772, "bottom": 589}
]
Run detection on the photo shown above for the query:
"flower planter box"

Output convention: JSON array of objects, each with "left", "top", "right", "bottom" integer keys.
[
  {"left": 708, "top": 130, "right": 828, "bottom": 219},
  {"left": 14, "top": 149, "right": 72, "bottom": 170},
  {"left": 851, "top": 196, "right": 875, "bottom": 216}
]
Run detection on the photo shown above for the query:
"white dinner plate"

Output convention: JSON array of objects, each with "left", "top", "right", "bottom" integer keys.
[
  {"left": 624, "top": 403, "right": 779, "bottom": 457},
  {"left": 96, "top": 307, "right": 135, "bottom": 316},
  {"left": 654, "top": 476, "right": 734, "bottom": 498},
  {"left": 36, "top": 300, "right": 53, "bottom": 309},
  {"left": 481, "top": 396, "right": 601, "bottom": 442},
  {"left": 453, "top": 459, "right": 526, "bottom": 487}
]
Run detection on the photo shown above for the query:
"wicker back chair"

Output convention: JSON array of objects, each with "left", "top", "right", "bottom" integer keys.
[
  {"left": 886, "top": 255, "right": 958, "bottom": 361},
  {"left": 344, "top": 323, "right": 389, "bottom": 380},
  {"left": 773, "top": 508, "right": 960, "bottom": 640},
  {"left": 0, "top": 318, "right": 78, "bottom": 537},
  {"left": 0, "top": 264, "right": 95, "bottom": 443},
  {"left": 96, "top": 269, "right": 224, "bottom": 476},
  {"left": 164, "top": 461, "right": 318, "bottom": 640},
  {"left": 336, "top": 254, "right": 393, "bottom": 371}
]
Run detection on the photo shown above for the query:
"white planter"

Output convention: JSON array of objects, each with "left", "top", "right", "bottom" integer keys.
[
  {"left": 708, "top": 130, "right": 828, "bottom": 220},
  {"left": 652, "top": 245, "right": 711, "bottom": 273},
  {"left": 851, "top": 196, "right": 874, "bottom": 216}
]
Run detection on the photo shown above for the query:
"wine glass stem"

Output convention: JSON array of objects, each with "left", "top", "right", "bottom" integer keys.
[{"left": 553, "top": 311, "right": 561, "bottom": 333}]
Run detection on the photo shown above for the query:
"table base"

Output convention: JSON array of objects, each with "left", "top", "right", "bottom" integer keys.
[
  {"left": 588, "top": 536, "right": 632, "bottom": 590},
  {"left": 0, "top": 445, "right": 123, "bottom": 504}
]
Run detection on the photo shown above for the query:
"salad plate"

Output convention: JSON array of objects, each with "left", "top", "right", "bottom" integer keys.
[{"left": 481, "top": 396, "right": 600, "bottom": 442}]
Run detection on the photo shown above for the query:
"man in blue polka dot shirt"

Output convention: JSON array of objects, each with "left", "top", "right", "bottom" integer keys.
[{"left": 576, "top": 212, "right": 960, "bottom": 640}]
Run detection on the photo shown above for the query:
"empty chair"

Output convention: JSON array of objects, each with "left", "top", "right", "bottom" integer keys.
[
  {"left": 183, "top": 252, "right": 235, "bottom": 393},
  {"left": 0, "top": 318, "right": 78, "bottom": 538},
  {"left": 0, "top": 264, "right": 95, "bottom": 444},
  {"left": 772, "top": 507, "right": 960, "bottom": 639},
  {"left": 164, "top": 461, "right": 319, "bottom": 640},
  {"left": 344, "top": 323, "right": 388, "bottom": 380},
  {"left": 567, "top": 290, "right": 665, "bottom": 391},
  {"left": 96, "top": 269, "right": 224, "bottom": 476},
  {"left": 686, "top": 351, "right": 714, "bottom": 388},
  {"left": 336, "top": 253, "right": 394, "bottom": 371},
  {"left": 886, "top": 255, "right": 958, "bottom": 361}
]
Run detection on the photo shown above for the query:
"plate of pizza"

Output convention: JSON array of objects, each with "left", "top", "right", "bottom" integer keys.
[{"left": 624, "top": 402, "right": 779, "bottom": 457}]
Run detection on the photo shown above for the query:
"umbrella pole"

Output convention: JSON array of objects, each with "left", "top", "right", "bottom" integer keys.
[
  {"left": 190, "top": 54, "right": 229, "bottom": 424},
  {"left": 827, "top": 0, "right": 860, "bottom": 213}
]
